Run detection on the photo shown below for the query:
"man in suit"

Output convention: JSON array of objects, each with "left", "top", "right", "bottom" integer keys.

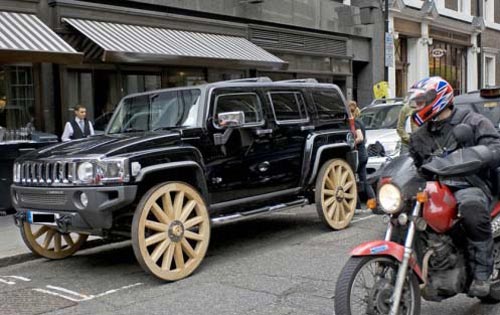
[{"left": 61, "top": 105, "right": 94, "bottom": 142}]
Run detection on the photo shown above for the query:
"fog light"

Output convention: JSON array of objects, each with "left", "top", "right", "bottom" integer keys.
[{"left": 80, "top": 192, "right": 88, "bottom": 208}]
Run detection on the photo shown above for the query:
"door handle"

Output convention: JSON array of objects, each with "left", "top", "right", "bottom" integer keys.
[
  {"left": 300, "top": 125, "right": 315, "bottom": 131},
  {"left": 254, "top": 129, "right": 273, "bottom": 136}
]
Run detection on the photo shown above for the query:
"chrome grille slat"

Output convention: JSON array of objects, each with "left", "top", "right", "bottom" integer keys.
[{"left": 17, "top": 161, "right": 75, "bottom": 186}]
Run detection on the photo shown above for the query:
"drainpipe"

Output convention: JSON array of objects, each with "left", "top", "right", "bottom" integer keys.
[{"left": 477, "top": 0, "right": 482, "bottom": 88}]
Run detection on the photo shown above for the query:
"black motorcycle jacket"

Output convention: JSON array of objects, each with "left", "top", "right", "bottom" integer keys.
[{"left": 409, "top": 107, "right": 500, "bottom": 194}]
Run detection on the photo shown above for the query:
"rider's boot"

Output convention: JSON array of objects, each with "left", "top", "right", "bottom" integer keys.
[{"left": 467, "top": 238, "right": 494, "bottom": 297}]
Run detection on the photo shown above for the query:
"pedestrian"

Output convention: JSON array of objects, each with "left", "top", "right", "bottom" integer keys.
[
  {"left": 408, "top": 76, "right": 500, "bottom": 297},
  {"left": 349, "top": 100, "right": 361, "bottom": 119},
  {"left": 349, "top": 100, "right": 376, "bottom": 208},
  {"left": 396, "top": 101, "right": 418, "bottom": 154},
  {"left": 61, "top": 105, "right": 94, "bottom": 142}
]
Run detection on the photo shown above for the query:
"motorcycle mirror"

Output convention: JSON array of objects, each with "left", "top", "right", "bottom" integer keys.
[{"left": 452, "top": 123, "right": 474, "bottom": 147}]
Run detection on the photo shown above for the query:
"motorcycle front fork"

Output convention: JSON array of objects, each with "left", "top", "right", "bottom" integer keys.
[{"left": 386, "top": 201, "right": 422, "bottom": 315}]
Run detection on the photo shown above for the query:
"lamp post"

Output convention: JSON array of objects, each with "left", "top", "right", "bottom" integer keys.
[{"left": 384, "top": 0, "right": 389, "bottom": 82}]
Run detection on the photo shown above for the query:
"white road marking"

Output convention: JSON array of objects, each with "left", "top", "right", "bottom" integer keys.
[
  {"left": 33, "top": 288, "right": 85, "bottom": 302},
  {"left": 5, "top": 276, "right": 31, "bottom": 281},
  {"left": 0, "top": 275, "right": 31, "bottom": 285},
  {"left": 33, "top": 282, "right": 144, "bottom": 302},
  {"left": 0, "top": 278, "right": 15, "bottom": 285},
  {"left": 46, "top": 285, "right": 92, "bottom": 299},
  {"left": 351, "top": 214, "right": 376, "bottom": 223}
]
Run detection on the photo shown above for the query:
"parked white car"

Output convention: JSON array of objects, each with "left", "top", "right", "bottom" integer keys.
[{"left": 358, "top": 98, "right": 405, "bottom": 175}]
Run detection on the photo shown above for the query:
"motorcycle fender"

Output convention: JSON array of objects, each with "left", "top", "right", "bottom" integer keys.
[{"left": 351, "top": 240, "right": 424, "bottom": 283}]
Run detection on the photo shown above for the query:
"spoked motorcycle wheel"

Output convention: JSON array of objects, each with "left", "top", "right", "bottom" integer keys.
[{"left": 335, "top": 256, "right": 421, "bottom": 315}]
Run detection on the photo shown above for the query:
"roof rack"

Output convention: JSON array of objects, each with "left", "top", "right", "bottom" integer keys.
[
  {"left": 276, "top": 78, "right": 319, "bottom": 84},
  {"left": 220, "top": 77, "right": 272, "bottom": 83}
]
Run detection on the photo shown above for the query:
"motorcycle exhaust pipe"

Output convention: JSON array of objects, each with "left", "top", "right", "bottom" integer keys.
[{"left": 420, "top": 249, "right": 435, "bottom": 289}]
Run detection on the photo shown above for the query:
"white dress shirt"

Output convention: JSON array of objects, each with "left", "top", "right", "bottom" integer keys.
[{"left": 61, "top": 117, "right": 95, "bottom": 142}]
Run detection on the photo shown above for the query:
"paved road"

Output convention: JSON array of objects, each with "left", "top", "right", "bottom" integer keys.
[{"left": 0, "top": 206, "right": 499, "bottom": 315}]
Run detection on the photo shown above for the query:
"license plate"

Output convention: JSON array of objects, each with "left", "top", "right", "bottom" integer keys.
[{"left": 27, "top": 211, "right": 59, "bottom": 225}]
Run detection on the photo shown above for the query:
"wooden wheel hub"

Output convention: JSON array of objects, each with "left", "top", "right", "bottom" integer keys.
[
  {"left": 335, "top": 187, "right": 345, "bottom": 201},
  {"left": 168, "top": 220, "right": 185, "bottom": 242}
]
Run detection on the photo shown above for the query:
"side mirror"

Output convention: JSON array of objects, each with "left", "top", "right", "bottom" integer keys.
[
  {"left": 453, "top": 123, "right": 474, "bottom": 147},
  {"left": 217, "top": 111, "right": 245, "bottom": 128}
]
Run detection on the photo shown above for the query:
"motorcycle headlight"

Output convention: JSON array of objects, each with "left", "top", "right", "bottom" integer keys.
[
  {"left": 77, "top": 162, "right": 94, "bottom": 183},
  {"left": 378, "top": 183, "right": 403, "bottom": 214}
]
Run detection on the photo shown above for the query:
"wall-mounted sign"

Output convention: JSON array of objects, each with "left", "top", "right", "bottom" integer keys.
[{"left": 431, "top": 48, "right": 446, "bottom": 59}]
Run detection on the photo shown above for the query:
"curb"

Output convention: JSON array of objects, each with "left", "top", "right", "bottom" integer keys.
[{"left": 0, "top": 238, "right": 111, "bottom": 269}]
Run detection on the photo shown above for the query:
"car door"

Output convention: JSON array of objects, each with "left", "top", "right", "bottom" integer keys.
[
  {"left": 203, "top": 87, "right": 277, "bottom": 205},
  {"left": 264, "top": 88, "right": 312, "bottom": 189}
]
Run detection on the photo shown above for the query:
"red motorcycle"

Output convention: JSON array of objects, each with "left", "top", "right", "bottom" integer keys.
[{"left": 334, "top": 139, "right": 500, "bottom": 315}]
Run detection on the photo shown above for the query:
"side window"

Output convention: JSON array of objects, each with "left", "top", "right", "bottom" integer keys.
[
  {"left": 312, "top": 89, "right": 347, "bottom": 121},
  {"left": 268, "top": 91, "right": 308, "bottom": 123},
  {"left": 214, "top": 93, "right": 263, "bottom": 126}
]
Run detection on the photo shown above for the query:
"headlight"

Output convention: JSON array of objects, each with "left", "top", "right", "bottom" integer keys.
[
  {"left": 77, "top": 162, "right": 94, "bottom": 182},
  {"left": 378, "top": 183, "right": 403, "bottom": 214},
  {"left": 96, "top": 158, "right": 129, "bottom": 184}
]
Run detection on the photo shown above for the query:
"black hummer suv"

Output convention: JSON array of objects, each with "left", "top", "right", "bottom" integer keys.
[{"left": 11, "top": 77, "right": 357, "bottom": 281}]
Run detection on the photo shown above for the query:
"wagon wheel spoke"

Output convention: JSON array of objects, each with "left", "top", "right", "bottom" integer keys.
[
  {"left": 173, "top": 191, "right": 185, "bottom": 220},
  {"left": 179, "top": 200, "right": 197, "bottom": 223},
  {"left": 184, "top": 216, "right": 204, "bottom": 229},
  {"left": 150, "top": 239, "right": 171, "bottom": 263},
  {"left": 33, "top": 226, "right": 49, "bottom": 239},
  {"left": 161, "top": 243, "right": 175, "bottom": 270},
  {"left": 145, "top": 220, "right": 168, "bottom": 232},
  {"left": 145, "top": 232, "right": 168, "bottom": 247},
  {"left": 151, "top": 202, "right": 171, "bottom": 224}
]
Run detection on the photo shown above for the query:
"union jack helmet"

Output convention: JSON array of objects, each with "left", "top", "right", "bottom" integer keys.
[{"left": 408, "top": 77, "right": 454, "bottom": 127}]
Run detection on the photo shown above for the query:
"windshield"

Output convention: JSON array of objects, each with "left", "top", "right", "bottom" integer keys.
[
  {"left": 107, "top": 89, "right": 201, "bottom": 134},
  {"left": 359, "top": 105, "right": 402, "bottom": 130}
]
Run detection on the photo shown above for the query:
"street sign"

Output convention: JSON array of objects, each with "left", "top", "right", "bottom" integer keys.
[
  {"left": 385, "top": 32, "right": 394, "bottom": 67},
  {"left": 373, "top": 81, "right": 390, "bottom": 99}
]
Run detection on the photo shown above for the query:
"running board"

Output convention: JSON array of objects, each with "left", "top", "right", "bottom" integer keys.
[{"left": 210, "top": 199, "right": 309, "bottom": 226}]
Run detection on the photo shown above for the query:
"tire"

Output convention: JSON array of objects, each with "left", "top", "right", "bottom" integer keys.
[
  {"left": 315, "top": 158, "right": 357, "bottom": 230},
  {"left": 335, "top": 256, "right": 421, "bottom": 315},
  {"left": 20, "top": 223, "right": 88, "bottom": 259},
  {"left": 132, "top": 181, "right": 210, "bottom": 281}
]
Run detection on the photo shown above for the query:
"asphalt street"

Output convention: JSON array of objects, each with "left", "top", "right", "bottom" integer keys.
[{"left": 1, "top": 206, "right": 499, "bottom": 315}]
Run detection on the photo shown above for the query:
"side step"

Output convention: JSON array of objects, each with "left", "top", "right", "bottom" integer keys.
[{"left": 210, "top": 198, "right": 309, "bottom": 226}]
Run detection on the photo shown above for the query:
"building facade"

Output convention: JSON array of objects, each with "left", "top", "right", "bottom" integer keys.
[
  {"left": 388, "top": 0, "right": 500, "bottom": 98},
  {"left": 0, "top": 0, "right": 385, "bottom": 137}
]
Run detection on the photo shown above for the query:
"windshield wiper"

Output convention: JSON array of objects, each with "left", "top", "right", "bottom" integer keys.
[
  {"left": 152, "top": 126, "right": 178, "bottom": 132},
  {"left": 121, "top": 128, "right": 146, "bottom": 133}
]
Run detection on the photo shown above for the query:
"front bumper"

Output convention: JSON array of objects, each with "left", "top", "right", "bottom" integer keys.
[{"left": 11, "top": 185, "right": 137, "bottom": 231}]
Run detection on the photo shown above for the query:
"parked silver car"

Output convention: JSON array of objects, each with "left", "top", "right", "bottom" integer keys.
[{"left": 358, "top": 98, "right": 405, "bottom": 174}]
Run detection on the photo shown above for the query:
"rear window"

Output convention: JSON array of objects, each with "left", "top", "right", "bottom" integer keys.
[
  {"left": 268, "top": 91, "right": 308, "bottom": 123},
  {"left": 312, "top": 89, "right": 347, "bottom": 121},
  {"left": 455, "top": 97, "right": 500, "bottom": 129}
]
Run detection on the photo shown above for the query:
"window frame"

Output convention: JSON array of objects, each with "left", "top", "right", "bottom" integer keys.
[
  {"left": 267, "top": 91, "right": 309, "bottom": 125},
  {"left": 212, "top": 92, "right": 265, "bottom": 129}
]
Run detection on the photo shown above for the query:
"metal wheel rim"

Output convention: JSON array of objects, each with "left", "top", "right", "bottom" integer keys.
[
  {"left": 21, "top": 223, "right": 88, "bottom": 259},
  {"left": 320, "top": 160, "right": 357, "bottom": 230},
  {"left": 137, "top": 182, "right": 210, "bottom": 281},
  {"left": 350, "top": 257, "right": 416, "bottom": 315}
]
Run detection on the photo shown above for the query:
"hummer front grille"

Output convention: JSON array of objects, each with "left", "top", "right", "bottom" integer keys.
[{"left": 14, "top": 161, "right": 76, "bottom": 186}]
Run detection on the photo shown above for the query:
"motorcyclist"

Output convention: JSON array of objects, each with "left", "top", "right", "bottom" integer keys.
[{"left": 408, "top": 76, "right": 500, "bottom": 297}]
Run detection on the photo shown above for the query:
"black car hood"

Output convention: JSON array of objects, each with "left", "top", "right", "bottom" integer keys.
[{"left": 20, "top": 132, "right": 182, "bottom": 160}]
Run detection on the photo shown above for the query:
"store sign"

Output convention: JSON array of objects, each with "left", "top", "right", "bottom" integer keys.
[
  {"left": 431, "top": 48, "right": 446, "bottom": 59},
  {"left": 385, "top": 33, "right": 394, "bottom": 67}
]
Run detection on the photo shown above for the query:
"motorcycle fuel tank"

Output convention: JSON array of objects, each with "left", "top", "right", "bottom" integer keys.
[{"left": 423, "top": 182, "right": 458, "bottom": 233}]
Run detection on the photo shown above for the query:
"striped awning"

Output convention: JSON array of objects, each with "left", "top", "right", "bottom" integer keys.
[
  {"left": 62, "top": 18, "right": 287, "bottom": 70},
  {"left": 0, "top": 11, "right": 82, "bottom": 64}
]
